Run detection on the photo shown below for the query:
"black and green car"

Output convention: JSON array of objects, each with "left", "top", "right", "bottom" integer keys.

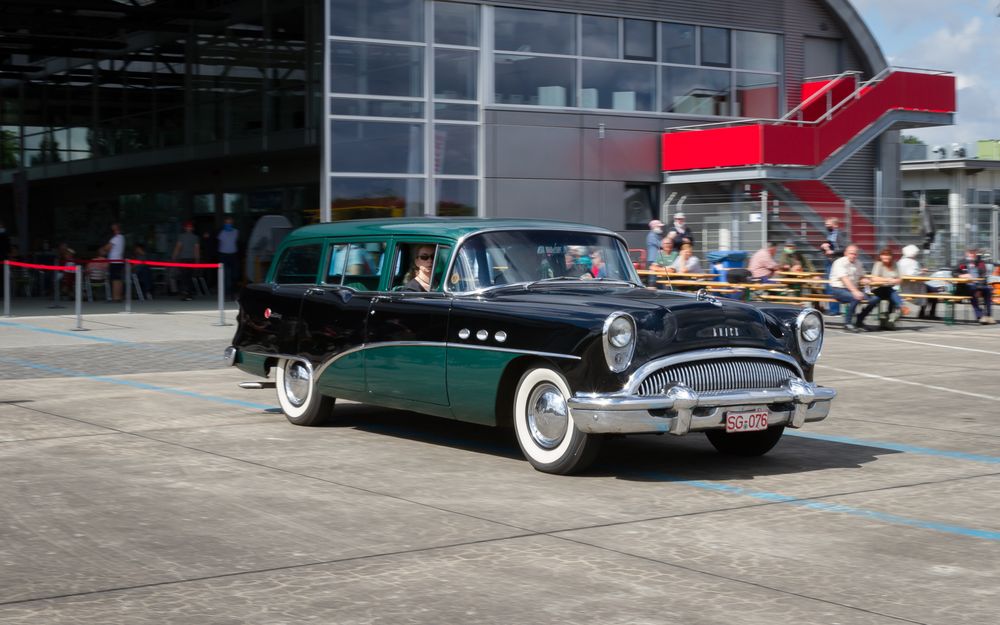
[{"left": 225, "top": 218, "right": 835, "bottom": 474}]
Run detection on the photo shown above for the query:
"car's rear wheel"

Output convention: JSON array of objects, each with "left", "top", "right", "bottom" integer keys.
[
  {"left": 513, "top": 367, "right": 601, "bottom": 474},
  {"left": 275, "top": 358, "right": 336, "bottom": 426},
  {"left": 705, "top": 425, "right": 785, "bottom": 456}
]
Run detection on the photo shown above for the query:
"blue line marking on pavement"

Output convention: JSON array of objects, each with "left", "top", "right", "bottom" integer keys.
[
  {"left": 0, "top": 320, "right": 129, "bottom": 344},
  {"left": 0, "top": 357, "right": 274, "bottom": 411},
  {"left": 0, "top": 320, "right": 218, "bottom": 361},
  {"left": 786, "top": 431, "right": 1000, "bottom": 465},
  {"left": 672, "top": 479, "right": 1000, "bottom": 542}
]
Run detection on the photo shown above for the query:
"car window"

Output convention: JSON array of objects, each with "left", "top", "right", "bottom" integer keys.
[
  {"left": 449, "top": 230, "right": 638, "bottom": 291},
  {"left": 325, "top": 241, "right": 386, "bottom": 290},
  {"left": 390, "top": 243, "right": 452, "bottom": 292},
  {"left": 273, "top": 243, "right": 322, "bottom": 284}
]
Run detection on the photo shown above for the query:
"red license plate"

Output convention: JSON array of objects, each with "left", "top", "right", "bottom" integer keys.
[{"left": 725, "top": 408, "right": 769, "bottom": 433}]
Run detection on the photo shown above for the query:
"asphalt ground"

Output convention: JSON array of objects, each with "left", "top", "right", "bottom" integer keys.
[{"left": 1, "top": 302, "right": 999, "bottom": 625}]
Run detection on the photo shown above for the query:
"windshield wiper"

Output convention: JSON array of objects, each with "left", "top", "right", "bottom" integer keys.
[
  {"left": 525, "top": 276, "right": 586, "bottom": 288},
  {"left": 525, "top": 276, "right": 640, "bottom": 289}
]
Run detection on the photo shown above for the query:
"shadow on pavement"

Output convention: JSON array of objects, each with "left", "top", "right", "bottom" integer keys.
[{"left": 325, "top": 403, "right": 899, "bottom": 479}]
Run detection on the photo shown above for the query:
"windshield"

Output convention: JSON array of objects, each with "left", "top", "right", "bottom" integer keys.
[{"left": 448, "top": 230, "right": 640, "bottom": 292}]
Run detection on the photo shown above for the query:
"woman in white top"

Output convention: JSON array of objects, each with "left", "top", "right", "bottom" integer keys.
[
  {"left": 897, "top": 244, "right": 936, "bottom": 319},
  {"left": 669, "top": 243, "right": 702, "bottom": 273}
]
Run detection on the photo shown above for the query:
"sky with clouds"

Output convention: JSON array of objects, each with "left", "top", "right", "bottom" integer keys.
[{"left": 852, "top": 0, "right": 1000, "bottom": 149}]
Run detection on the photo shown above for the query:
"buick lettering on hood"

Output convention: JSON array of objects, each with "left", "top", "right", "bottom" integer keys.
[{"left": 225, "top": 218, "right": 835, "bottom": 474}]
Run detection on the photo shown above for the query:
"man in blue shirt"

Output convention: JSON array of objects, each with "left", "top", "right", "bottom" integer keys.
[{"left": 645, "top": 219, "right": 664, "bottom": 269}]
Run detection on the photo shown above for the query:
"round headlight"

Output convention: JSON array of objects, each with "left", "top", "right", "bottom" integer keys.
[
  {"left": 608, "top": 316, "right": 634, "bottom": 347},
  {"left": 799, "top": 313, "right": 822, "bottom": 342}
]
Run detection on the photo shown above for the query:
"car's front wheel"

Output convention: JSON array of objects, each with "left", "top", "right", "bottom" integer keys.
[
  {"left": 705, "top": 425, "right": 785, "bottom": 456},
  {"left": 275, "top": 358, "right": 336, "bottom": 426},
  {"left": 513, "top": 367, "right": 601, "bottom": 474}
]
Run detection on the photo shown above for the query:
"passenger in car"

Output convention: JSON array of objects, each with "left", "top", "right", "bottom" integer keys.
[
  {"left": 404, "top": 244, "right": 436, "bottom": 291},
  {"left": 562, "top": 245, "right": 590, "bottom": 277}
]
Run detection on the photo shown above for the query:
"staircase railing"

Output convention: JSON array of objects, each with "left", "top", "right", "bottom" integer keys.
[{"left": 664, "top": 67, "right": 953, "bottom": 134}]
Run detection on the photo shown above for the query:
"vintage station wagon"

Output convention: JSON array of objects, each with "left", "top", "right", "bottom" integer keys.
[{"left": 225, "top": 218, "right": 835, "bottom": 474}]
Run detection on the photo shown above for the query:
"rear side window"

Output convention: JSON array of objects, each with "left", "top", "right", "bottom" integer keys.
[
  {"left": 325, "top": 241, "right": 386, "bottom": 291},
  {"left": 273, "top": 244, "right": 322, "bottom": 284}
]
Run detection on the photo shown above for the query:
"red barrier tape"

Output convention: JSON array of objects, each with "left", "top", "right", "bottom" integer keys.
[
  {"left": 5, "top": 259, "right": 219, "bottom": 271},
  {"left": 128, "top": 259, "right": 219, "bottom": 269},
  {"left": 3, "top": 260, "right": 75, "bottom": 272}
]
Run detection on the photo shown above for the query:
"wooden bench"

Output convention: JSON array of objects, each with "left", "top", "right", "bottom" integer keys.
[
  {"left": 758, "top": 294, "right": 837, "bottom": 305},
  {"left": 900, "top": 293, "right": 971, "bottom": 325}
]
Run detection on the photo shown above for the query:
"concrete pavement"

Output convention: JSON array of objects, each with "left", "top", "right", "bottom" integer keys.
[{"left": 1, "top": 303, "right": 999, "bottom": 624}]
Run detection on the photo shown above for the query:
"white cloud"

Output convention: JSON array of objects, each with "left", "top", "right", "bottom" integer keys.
[{"left": 872, "top": 13, "right": 1000, "bottom": 145}]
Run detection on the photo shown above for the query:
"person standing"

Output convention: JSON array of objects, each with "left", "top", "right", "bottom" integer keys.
[
  {"left": 105, "top": 223, "right": 126, "bottom": 302},
  {"left": 0, "top": 220, "right": 9, "bottom": 294},
  {"left": 217, "top": 217, "right": 240, "bottom": 299},
  {"left": 645, "top": 219, "right": 664, "bottom": 269},
  {"left": 172, "top": 221, "right": 200, "bottom": 301},
  {"left": 820, "top": 217, "right": 848, "bottom": 314},
  {"left": 665, "top": 212, "right": 694, "bottom": 247}
]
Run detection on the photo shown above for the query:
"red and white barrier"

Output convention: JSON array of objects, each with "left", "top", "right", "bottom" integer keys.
[{"left": 3, "top": 259, "right": 230, "bottom": 328}]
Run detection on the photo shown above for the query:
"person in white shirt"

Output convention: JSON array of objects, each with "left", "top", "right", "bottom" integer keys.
[
  {"left": 105, "top": 223, "right": 126, "bottom": 302},
  {"left": 828, "top": 244, "right": 876, "bottom": 331},
  {"left": 897, "top": 244, "right": 936, "bottom": 319}
]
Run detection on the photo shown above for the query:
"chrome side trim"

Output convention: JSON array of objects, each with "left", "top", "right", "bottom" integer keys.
[
  {"left": 240, "top": 350, "right": 313, "bottom": 377},
  {"left": 623, "top": 347, "right": 804, "bottom": 395},
  {"left": 448, "top": 343, "right": 581, "bottom": 361},
  {"left": 311, "top": 340, "right": 581, "bottom": 380}
]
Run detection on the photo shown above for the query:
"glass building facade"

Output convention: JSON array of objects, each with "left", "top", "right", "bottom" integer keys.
[
  {"left": 322, "top": 0, "right": 782, "bottom": 221},
  {"left": 3, "top": 0, "right": 895, "bottom": 267}
]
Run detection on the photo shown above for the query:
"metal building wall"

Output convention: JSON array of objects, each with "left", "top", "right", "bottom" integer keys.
[{"left": 482, "top": 0, "right": 884, "bottom": 230}]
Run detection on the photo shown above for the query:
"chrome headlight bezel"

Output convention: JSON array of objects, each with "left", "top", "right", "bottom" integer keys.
[
  {"left": 795, "top": 308, "right": 824, "bottom": 365},
  {"left": 603, "top": 312, "right": 636, "bottom": 373}
]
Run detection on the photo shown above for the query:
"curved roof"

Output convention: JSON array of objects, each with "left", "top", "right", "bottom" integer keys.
[
  {"left": 823, "top": 0, "right": 888, "bottom": 73},
  {"left": 284, "top": 217, "right": 618, "bottom": 243}
]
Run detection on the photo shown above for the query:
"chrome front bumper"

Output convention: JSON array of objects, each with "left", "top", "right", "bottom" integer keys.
[{"left": 567, "top": 377, "right": 835, "bottom": 436}]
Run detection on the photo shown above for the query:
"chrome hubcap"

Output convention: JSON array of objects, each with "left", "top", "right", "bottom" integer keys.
[
  {"left": 284, "top": 362, "right": 311, "bottom": 407},
  {"left": 526, "top": 382, "right": 568, "bottom": 449}
]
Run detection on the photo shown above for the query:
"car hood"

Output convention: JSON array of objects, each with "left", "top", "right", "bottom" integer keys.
[{"left": 470, "top": 284, "right": 790, "bottom": 362}]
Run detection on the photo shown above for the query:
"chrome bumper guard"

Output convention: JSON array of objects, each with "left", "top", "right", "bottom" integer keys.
[
  {"left": 224, "top": 346, "right": 237, "bottom": 367},
  {"left": 567, "top": 377, "right": 835, "bottom": 436}
]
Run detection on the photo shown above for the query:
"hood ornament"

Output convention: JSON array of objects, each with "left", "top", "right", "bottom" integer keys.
[{"left": 696, "top": 289, "right": 722, "bottom": 307}]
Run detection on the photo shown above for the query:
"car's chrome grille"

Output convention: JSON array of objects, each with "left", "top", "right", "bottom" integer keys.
[{"left": 637, "top": 358, "right": 798, "bottom": 396}]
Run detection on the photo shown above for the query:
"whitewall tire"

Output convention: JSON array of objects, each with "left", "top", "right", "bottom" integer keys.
[
  {"left": 513, "top": 367, "right": 601, "bottom": 474},
  {"left": 275, "top": 358, "right": 336, "bottom": 426}
]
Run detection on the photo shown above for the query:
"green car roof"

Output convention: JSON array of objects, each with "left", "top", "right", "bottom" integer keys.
[{"left": 282, "top": 217, "right": 618, "bottom": 244}]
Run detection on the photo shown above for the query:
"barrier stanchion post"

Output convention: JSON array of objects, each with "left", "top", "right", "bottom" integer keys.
[
  {"left": 124, "top": 260, "right": 132, "bottom": 314},
  {"left": 72, "top": 264, "right": 87, "bottom": 332},
  {"left": 214, "top": 262, "right": 231, "bottom": 326},
  {"left": 3, "top": 261, "right": 10, "bottom": 317}
]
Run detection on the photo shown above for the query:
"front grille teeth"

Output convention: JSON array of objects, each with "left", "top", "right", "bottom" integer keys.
[{"left": 637, "top": 358, "right": 797, "bottom": 396}]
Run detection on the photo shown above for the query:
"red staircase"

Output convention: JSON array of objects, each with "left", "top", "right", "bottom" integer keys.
[
  {"left": 661, "top": 69, "right": 955, "bottom": 173},
  {"left": 782, "top": 180, "right": 877, "bottom": 252},
  {"left": 660, "top": 68, "right": 956, "bottom": 256}
]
